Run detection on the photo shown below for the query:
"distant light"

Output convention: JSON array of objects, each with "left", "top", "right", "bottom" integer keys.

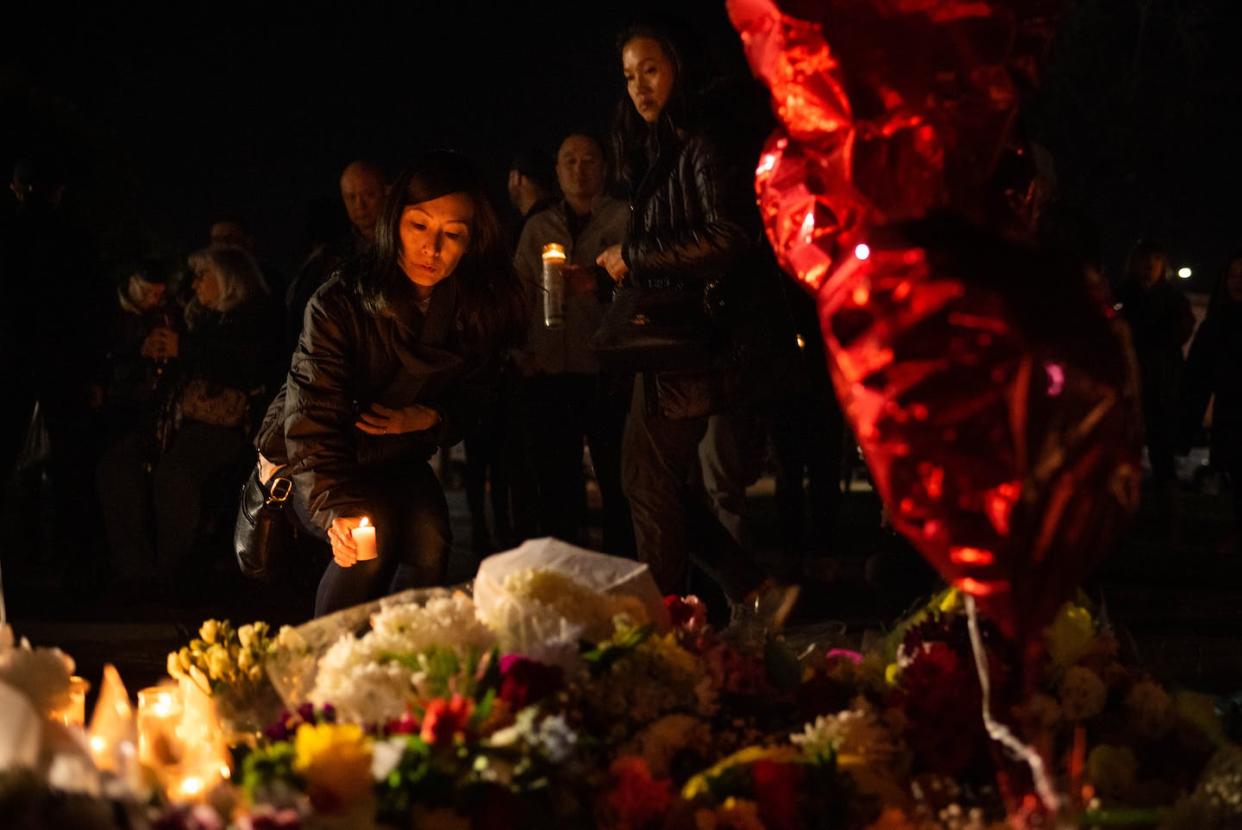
[
  {"left": 854, "top": 243, "right": 871, "bottom": 261},
  {"left": 1177, "top": 267, "right": 1192, "bottom": 280}
]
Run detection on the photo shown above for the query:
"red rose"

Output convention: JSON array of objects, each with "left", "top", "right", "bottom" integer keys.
[
  {"left": 498, "top": 654, "right": 563, "bottom": 710},
  {"left": 664, "top": 595, "right": 707, "bottom": 631}
]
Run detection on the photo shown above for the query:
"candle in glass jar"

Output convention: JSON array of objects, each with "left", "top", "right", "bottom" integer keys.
[
  {"left": 137, "top": 685, "right": 183, "bottom": 768},
  {"left": 541, "top": 243, "right": 566, "bottom": 328},
  {"left": 351, "top": 516, "right": 377, "bottom": 561}
]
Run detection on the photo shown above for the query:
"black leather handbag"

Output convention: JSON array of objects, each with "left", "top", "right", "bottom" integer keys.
[
  {"left": 591, "top": 283, "right": 722, "bottom": 374},
  {"left": 234, "top": 467, "right": 294, "bottom": 581}
]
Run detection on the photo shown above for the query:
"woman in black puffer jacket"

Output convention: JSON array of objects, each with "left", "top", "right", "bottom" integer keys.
[
  {"left": 256, "top": 152, "right": 525, "bottom": 615},
  {"left": 595, "top": 23, "right": 777, "bottom": 607}
]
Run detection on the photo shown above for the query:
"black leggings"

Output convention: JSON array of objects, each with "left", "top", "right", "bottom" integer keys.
[{"left": 302, "top": 460, "right": 452, "bottom": 617}]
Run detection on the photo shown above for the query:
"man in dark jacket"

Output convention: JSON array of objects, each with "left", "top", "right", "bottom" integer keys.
[{"left": 513, "top": 132, "right": 633, "bottom": 553}]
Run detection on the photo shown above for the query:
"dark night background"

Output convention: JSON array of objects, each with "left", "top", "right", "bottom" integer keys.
[{"left": 2, "top": 0, "right": 1240, "bottom": 290}]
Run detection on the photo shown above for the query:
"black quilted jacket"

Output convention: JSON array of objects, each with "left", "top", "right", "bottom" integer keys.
[
  {"left": 621, "top": 130, "right": 753, "bottom": 293},
  {"left": 255, "top": 273, "right": 491, "bottom": 531}
]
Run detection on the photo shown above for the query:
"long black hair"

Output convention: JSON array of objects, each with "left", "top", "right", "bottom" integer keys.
[
  {"left": 358, "top": 150, "right": 526, "bottom": 353},
  {"left": 611, "top": 21, "right": 697, "bottom": 192}
]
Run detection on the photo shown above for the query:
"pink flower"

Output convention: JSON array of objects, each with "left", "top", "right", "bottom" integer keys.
[
  {"left": 825, "top": 648, "right": 863, "bottom": 665},
  {"left": 420, "top": 694, "right": 474, "bottom": 746}
]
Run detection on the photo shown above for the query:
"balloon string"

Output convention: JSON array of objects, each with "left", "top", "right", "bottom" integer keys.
[{"left": 963, "top": 594, "right": 1061, "bottom": 817}]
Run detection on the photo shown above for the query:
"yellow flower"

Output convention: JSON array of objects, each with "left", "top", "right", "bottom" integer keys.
[
  {"left": 237, "top": 624, "right": 256, "bottom": 650},
  {"left": 682, "top": 745, "right": 801, "bottom": 800},
  {"left": 188, "top": 664, "right": 212, "bottom": 696},
  {"left": 1045, "top": 603, "right": 1095, "bottom": 670},
  {"left": 205, "top": 644, "right": 232, "bottom": 681},
  {"left": 293, "top": 722, "right": 373, "bottom": 813},
  {"left": 198, "top": 619, "right": 220, "bottom": 645}
]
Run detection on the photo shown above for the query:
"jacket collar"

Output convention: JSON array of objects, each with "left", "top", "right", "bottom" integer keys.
[
  {"left": 383, "top": 275, "right": 458, "bottom": 347},
  {"left": 632, "top": 125, "right": 684, "bottom": 208}
]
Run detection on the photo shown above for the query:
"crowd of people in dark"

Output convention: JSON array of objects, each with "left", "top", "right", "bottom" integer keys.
[{"left": 1, "top": 21, "right": 1237, "bottom": 623}]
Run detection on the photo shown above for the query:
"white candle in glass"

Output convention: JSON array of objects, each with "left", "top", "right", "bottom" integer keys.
[{"left": 351, "top": 517, "right": 377, "bottom": 561}]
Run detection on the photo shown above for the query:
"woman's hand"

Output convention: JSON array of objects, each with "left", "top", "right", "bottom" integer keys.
[
  {"left": 595, "top": 244, "right": 629, "bottom": 282},
  {"left": 355, "top": 403, "right": 441, "bottom": 436},
  {"left": 257, "top": 452, "right": 283, "bottom": 485},
  {"left": 328, "top": 516, "right": 363, "bottom": 568}
]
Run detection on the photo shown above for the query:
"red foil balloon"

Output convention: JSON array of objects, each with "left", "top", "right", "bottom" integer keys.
[{"left": 729, "top": 0, "right": 1141, "bottom": 640}]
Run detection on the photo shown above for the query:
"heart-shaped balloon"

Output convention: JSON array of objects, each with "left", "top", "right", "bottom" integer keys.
[{"left": 729, "top": 0, "right": 1141, "bottom": 641}]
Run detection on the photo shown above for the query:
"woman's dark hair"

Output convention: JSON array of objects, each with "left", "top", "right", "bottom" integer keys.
[
  {"left": 612, "top": 21, "right": 695, "bottom": 191},
  {"left": 359, "top": 150, "right": 526, "bottom": 352}
]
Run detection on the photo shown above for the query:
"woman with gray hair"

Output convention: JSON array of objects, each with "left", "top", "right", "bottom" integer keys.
[{"left": 105, "top": 243, "right": 283, "bottom": 598}]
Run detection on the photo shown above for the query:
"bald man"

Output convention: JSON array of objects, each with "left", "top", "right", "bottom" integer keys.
[
  {"left": 285, "top": 160, "right": 387, "bottom": 352},
  {"left": 340, "top": 160, "right": 386, "bottom": 242}
]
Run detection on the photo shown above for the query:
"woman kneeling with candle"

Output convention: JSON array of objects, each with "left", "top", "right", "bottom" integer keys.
[{"left": 256, "top": 152, "right": 525, "bottom": 615}]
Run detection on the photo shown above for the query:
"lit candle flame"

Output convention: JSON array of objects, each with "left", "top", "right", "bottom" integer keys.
[{"left": 359, "top": 516, "right": 371, "bottom": 528}]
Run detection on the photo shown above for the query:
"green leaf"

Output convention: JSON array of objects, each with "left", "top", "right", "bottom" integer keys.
[
  {"left": 473, "top": 688, "right": 496, "bottom": 726},
  {"left": 581, "top": 624, "right": 654, "bottom": 673}
]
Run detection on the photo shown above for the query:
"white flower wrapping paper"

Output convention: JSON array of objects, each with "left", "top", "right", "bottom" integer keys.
[{"left": 473, "top": 538, "right": 669, "bottom": 666}]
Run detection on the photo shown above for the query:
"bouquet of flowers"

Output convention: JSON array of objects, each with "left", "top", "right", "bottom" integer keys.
[{"left": 165, "top": 619, "right": 291, "bottom": 736}]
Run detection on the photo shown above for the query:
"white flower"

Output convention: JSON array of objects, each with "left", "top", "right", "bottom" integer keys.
[
  {"left": 484, "top": 708, "right": 578, "bottom": 765},
  {"left": 309, "top": 633, "right": 415, "bottom": 725},
  {"left": 371, "top": 736, "right": 408, "bottom": 781},
  {"left": 308, "top": 594, "right": 498, "bottom": 726},
  {"left": 369, "top": 593, "right": 495, "bottom": 655},
  {"left": 533, "top": 713, "right": 578, "bottom": 764},
  {"left": 0, "top": 624, "right": 75, "bottom": 716},
  {"left": 791, "top": 699, "right": 897, "bottom": 765}
]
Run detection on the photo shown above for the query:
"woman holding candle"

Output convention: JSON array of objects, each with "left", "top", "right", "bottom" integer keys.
[{"left": 256, "top": 151, "right": 525, "bottom": 616}]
